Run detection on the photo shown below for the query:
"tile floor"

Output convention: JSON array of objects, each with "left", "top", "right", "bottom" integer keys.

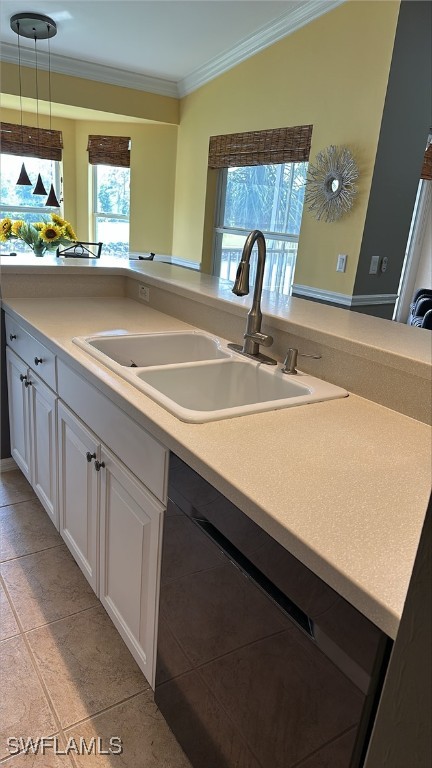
[{"left": 0, "top": 468, "right": 192, "bottom": 767}]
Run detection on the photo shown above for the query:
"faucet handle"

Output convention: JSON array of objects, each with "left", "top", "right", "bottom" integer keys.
[
  {"left": 281, "top": 348, "right": 321, "bottom": 375},
  {"left": 244, "top": 331, "right": 273, "bottom": 347}
]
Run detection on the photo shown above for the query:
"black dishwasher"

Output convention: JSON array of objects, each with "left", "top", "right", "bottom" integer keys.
[{"left": 155, "top": 454, "right": 392, "bottom": 768}]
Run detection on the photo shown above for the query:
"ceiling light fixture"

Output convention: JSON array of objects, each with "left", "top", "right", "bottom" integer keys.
[{"left": 10, "top": 12, "right": 59, "bottom": 206}]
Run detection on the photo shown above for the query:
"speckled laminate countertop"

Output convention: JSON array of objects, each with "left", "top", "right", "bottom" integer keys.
[{"left": 2, "top": 293, "right": 431, "bottom": 640}]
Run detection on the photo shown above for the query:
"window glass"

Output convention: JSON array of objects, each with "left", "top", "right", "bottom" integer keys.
[
  {"left": 94, "top": 165, "right": 130, "bottom": 255},
  {"left": 0, "top": 154, "right": 61, "bottom": 253},
  {"left": 214, "top": 161, "right": 308, "bottom": 295}
]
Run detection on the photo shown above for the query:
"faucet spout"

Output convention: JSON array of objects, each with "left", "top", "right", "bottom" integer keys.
[{"left": 228, "top": 230, "right": 276, "bottom": 364}]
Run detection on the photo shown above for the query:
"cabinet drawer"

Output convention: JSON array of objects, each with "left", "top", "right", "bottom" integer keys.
[
  {"left": 57, "top": 359, "right": 168, "bottom": 502},
  {"left": 5, "top": 315, "right": 57, "bottom": 391}
]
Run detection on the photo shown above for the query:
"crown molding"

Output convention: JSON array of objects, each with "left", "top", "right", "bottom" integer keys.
[
  {"left": 0, "top": 42, "right": 178, "bottom": 98},
  {"left": 178, "top": 0, "right": 345, "bottom": 97},
  {"left": 292, "top": 284, "right": 398, "bottom": 307},
  {"left": 1, "top": 0, "right": 344, "bottom": 99}
]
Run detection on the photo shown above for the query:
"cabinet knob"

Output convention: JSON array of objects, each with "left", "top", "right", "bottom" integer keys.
[
  {"left": 94, "top": 460, "right": 105, "bottom": 472},
  {"left": 9, "top": 333, "right": 16, "bottom": 341},
  {"left": 86, "top": 452, "right": 96, "bottom": 463},
  {"left": 34, "top": 357, "right": 43, "bottom": 366},
  {"left": 19, "top": 373, "right": 27, "bottom": 382},
  {"left": 24, "top": 379, "right": 32, "bottom": 387}
]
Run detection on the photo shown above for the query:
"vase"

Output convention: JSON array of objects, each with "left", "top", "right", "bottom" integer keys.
[{"left": 32, "top": 245, "right": 47, "bottom": 257}]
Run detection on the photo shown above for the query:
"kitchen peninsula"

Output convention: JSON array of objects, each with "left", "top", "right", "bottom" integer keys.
[{"left": 1, "top": 254, "right": 431, "bottom": 766}]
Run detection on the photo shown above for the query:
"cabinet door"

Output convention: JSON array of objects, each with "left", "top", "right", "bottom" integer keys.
[
  {"left": 99, "top": 445, "right": 163, "bottom": 688},
  {"left": 6, "top": 347, "right": 31, "bottom": 481},
  {"left": 29, "top": 373, "right": 58, "bottom": 529},
  {"left": 58, "top": 402, "right": 99, "bottom": 593}
]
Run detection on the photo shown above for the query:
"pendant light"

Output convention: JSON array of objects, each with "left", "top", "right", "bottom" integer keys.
[
  {"left": 10, "top": 13, "right": 58, "bottom": 200},
  {"left": 45, "top": 24, "right": 60, "bottom": 208},
  {"left": 13, "top": 19, "right": 31, "bottom": 186}
]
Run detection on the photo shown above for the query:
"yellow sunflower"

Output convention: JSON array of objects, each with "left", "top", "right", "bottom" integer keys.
[
  {"left": 0, "top": 218, "right": 12, "bottom": 240},
  {"left": 63, "top": 222, "right": 77, "bottom": 241},
  {"left": 40, "top": 223, "right": 63, "bottom": 243},
  {"left": 51, "top": 213, "right": 67, "bottom": 227},
  {"left": 33, "top": 222, "right": 44, "bottom": 231},
  {"left": 11, "top": 220, "right": 25, "bottom": 236}
]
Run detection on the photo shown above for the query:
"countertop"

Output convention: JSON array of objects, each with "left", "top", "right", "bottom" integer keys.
[{"left": 2, "top": 293, "right": 431, "bottom": 640}]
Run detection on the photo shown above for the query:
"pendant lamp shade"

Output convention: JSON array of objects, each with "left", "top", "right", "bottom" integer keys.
[
  {"left": 16, "top": 162, "right": 32, "bottom": 185},
  {"left": 46, "top": 183, "right": 60, "bottom": 208},
  {"left": 33, "top": 173, "right": 47, "bottom": 195}
]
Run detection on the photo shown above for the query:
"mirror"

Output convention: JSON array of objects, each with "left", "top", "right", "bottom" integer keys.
[{"left": 329, "top": 177, "right": 340, "bottom": 195}]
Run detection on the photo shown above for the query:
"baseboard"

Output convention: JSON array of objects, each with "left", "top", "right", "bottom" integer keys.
[
  {"left": 292, "top": 284, "right": 398, "bottom": 307},
  {"left": 0, "top": 457, "right": 17, "bottom": 472}
]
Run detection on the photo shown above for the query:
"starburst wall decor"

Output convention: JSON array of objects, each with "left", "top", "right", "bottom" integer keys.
[{"left": 305, "top": 145, "right": 359, "bottom": 223}]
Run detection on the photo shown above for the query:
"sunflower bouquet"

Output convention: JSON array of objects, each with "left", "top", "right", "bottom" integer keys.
[{"left": 0, "top": 213, "right": 77, "bottom": 256}]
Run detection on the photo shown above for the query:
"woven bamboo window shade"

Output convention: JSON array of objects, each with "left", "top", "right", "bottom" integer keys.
[
  {"left": 208, "top": 124, "right": 313, "bottom": 169},
  {"left": 0, "top": 122, "right": 63, "bottom": 161},
  {"left": 421, "top": 143, "right": 432, "bottom": 181},
  {"left": 87, "top": 135, "right": 130, "bottom": 167}
]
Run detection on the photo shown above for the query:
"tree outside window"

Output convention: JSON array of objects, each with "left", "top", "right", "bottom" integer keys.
[
  {"left": 93, "top": 164, "right": 130, "bottom": 255},
  {"left": 213, "top": 161, "right": 308, "bottom": 295}
]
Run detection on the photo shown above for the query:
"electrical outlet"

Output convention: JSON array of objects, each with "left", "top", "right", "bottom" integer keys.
[
  {"left": 139, "top": 284, "right": 150, "bottom": 302},
  {"left": 336, "top": 254, "right": 347, "bottom": 273}
]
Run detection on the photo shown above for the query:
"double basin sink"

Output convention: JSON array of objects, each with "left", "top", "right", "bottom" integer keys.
[{"left": 73, "top": 330, "right": 348, "bottom": 423}]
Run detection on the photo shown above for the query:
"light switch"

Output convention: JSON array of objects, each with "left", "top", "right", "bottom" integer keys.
[
  {"left": 369, "top": 255, "right": 380, "bottom": 275},
  {"left": 336, "top": 254, "right": 347, "bottom": 272}
]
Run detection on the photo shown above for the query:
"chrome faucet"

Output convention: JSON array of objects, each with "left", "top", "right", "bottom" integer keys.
[{"left": 228, "top": 230, "right": 277, "bottom": 364}]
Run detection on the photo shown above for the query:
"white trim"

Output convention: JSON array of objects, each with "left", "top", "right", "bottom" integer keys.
[
  {"left": 0, "top": 42, "right": 178, "bottom": 98},
  {"left": 292, "top": 284, "right": 399, "bottom": 306},
  {"left": 1, "top": 1, "right": 344, "bottom": 99},
  {"left": 178, "top": 0, "right": 344, "bottom": 96},
  {"left": 395, "top": 179, "right": 431, "bottom": 323},
  {"left": 0, "top": 458, "right": 18, "bottom": 472}
]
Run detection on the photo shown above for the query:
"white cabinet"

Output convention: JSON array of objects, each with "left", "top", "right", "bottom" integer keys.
[
  {"left": 6, "top": 346, "right": 31, "bottom": 480},
  {"left": 57, "top": 401, "right": 163, "bottom": 686},
  {"left": 57, "top": 401, "right": 99, "bottom": 591},
  {"left": 100, "top": 445, "right": 163, "bottom": 687},
  {"left": 6, "top": 346, "right": 58, "bottom": 528}
]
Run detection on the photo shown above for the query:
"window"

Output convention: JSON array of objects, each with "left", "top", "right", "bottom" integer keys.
[
  {"left": 213, "top": 161, "right": 308, "bottom": 294},
  {"left": 0, "top": 154, "right": 61, "bottom": 253},
  {"left": 93, "top": 164, "right": 130, "bottom": 255},
  {"left": 209, "top": 124, "right": 312, "bottom": 295}
]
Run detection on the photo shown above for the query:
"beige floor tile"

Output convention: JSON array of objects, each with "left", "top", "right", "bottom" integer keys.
[
  {"left": 0, "top": 470, "right": 35, "bottom": 508},
  {"left": 0, "top": 581, "right": 20, "bottom": 640},
  {"left": 65, "top": 690, "right": 192, "bottom": 768},
  {"left": 1, "top": 545, "right": 99, "bottom": 631},
  {"left": 27, "top": 605, "right": 149, "bottom": 729},
  {"left": 1, "top": 736, "right": 74, "bottom": 767},
  {"left": 0, "top": 499, "right": 62, "bottom": 562},
  {"left": 0, "top": 635, "right": 58, "bottom": 760}
]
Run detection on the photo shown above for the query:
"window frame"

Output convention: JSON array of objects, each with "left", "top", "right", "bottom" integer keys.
[
  {"left": 92, "top": 164, "right": 130, "bottom": 246},
  {"left": 212, "top": 164, "right": 306, "bottom": 287}
]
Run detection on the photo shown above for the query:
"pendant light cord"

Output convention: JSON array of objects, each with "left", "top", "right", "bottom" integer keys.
[{"left": 17, "top": 22, "right": 24, "bottom": 149}]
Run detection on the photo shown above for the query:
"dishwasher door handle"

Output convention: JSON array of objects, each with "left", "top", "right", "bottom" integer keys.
[{"left": 193, "top": 515, "right": 315, "bottom": 639}]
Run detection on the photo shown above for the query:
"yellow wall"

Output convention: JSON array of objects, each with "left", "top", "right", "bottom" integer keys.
[
  {"left": 1, "top": 62, "right": 179, "bottom": 125},
  {"left": 173, "top": 1, "right": 400, "bottom": 294},
  {"left": 1, "top": 108, "right": 178, "bottom": 254}
]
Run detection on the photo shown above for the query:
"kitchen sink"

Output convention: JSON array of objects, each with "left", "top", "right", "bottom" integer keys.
[
  {"left": 73, "top": 330, "right": 348, "bottom": 422},
  {"left": 73, "top": 330, "right": 229, "bottom": 367},
  {"left": 135, "top": 359, "right": 347, "bottom": 421}
]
